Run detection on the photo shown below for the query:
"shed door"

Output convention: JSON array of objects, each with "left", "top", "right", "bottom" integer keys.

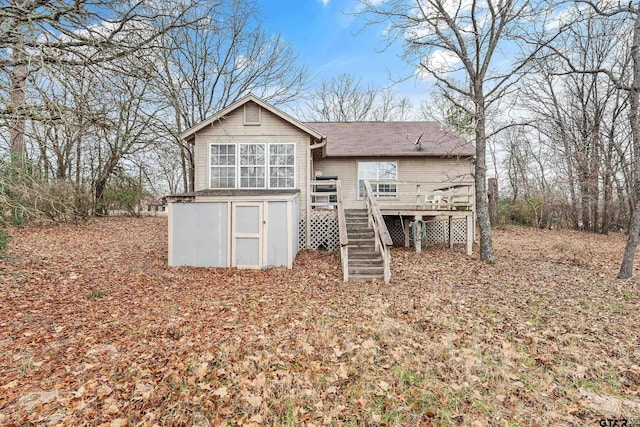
[{"left": 232, "top": 203, "right": 263, "bottom": 268}]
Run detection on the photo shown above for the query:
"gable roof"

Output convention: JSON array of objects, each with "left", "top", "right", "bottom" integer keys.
[
  {"left": 179, "top": 94, "right": 325, "bottom": 141},
  {"left": 305, "top": 121, "right": 474, "bottom": 157}
]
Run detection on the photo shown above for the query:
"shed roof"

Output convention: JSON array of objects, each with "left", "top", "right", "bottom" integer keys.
[
  {"left": 170, "top": 189, "right": 299, "bottom": 198},
  {"left": 305, "top": 121, "right": 474, "bottom": 157}
]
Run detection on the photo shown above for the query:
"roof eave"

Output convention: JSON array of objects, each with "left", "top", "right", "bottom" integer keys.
[
  {"left": 179, "top": 94, "right": 325, "bottom": 141},
  {"left": 323, "top": 152, "right": 476, "bottom": 158}
]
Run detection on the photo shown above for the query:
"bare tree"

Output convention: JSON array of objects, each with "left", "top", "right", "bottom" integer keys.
[
  {"left": 306, "top": 74, "right": 376, "bottom": 121},
  {"left": 371, "top": 88, "right": 414, "bottom": 121},
  {"left": 358, "top": 0, "right": 560, "bottom": 262},
  {"left": 28, "top": 65, "right": 102, "bottom": 184},
  {"left": 542, "top": 2, "right": 639, "bottom": 277},
  {"left": 517, "top": 14, "right": 631, "bottom": 233},
  {"left": 0, "top": 0, "right": 200, "bottom": 163},
  {"left": 150, "top": 0, "right": 309, "bottom": 192},
  {"left": 306, "top": 73, "right": 413, "bottom": 121}
]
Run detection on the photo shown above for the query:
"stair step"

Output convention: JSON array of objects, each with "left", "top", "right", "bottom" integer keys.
[
  {"left": 349, "top": 244, "right": 376, "bottom": 251},
  {"left": 349, "top": 260, "right": 383, "bottom": 267},
  {"left": 348, "top": 231, "right": 374, "bottom": 238},
  {"left": 349, "top": 265, "right": 384, "bottom": 273},
  {"left": 349, "top": 272, "right": 384, "bottom": 281},
  {"left": 347, "top": 229, "right": 372, "bottom": 234},
  {"left": 349, "top": 274, "right": 384, "bottom": 281},
  {"left": 349, "top": 247, "right": 377, "bottom": 255},
  {"left": 348, "top": 237, "right": 375, "bottom": 242},
  {"left": 349, "top": 246, "right": 380, "bottom": 259},
  {"left": 342, "top": 210, "right": 387, "bottom": 282},
  {"left": 346, "top": 223, "right": 369, "bottom": 228}
]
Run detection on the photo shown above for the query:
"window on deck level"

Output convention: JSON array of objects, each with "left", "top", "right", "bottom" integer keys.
[{"left": 358, "top": 161, "right": 397, "bottom": 198}]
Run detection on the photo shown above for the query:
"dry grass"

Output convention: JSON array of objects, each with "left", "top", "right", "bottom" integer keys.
[{"left": 0, "top": 218, "right": 638, "bottom": 426}]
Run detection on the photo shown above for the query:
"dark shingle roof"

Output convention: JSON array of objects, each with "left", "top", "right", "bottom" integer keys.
[{"left": 305, "top": 121, "right": 474, "bottom": 157}]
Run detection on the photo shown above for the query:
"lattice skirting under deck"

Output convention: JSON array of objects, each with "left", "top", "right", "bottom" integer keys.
[
  {"left": 384, "top": 215, "right": 467, "bottom": 247},
  {"left": 298, "top": 209, "right": 339, "bottom": 251},
  {"left": 299, "top": 211, "right": 467, "bottom": 251}
]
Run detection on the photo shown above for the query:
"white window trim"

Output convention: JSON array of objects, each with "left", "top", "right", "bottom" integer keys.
[
  {"left": 356, "top": 160, "right": 399, "bottom": 200},
  {"left": 268, "top": 143, "right": 296, "bottom": 190},
  {"left": 209, "top": 143, "right": 237, "bottom": 189},
  {"left": 208, "top": 142, "right": 297, "bottom": 190},
  {"left": 238, "top": 143, "right": 267, "bottom": 189}
]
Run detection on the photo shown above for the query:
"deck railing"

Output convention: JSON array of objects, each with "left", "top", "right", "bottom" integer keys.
[
  {"left": 336, "top": 180, "right": 349, "bottom": 282},
  {"left": 364, "top": 181, "right": 393, "bottom": 283},
  {"left": 367, "top": 180, "right": 475, "bottom": 212},
  {"left": 309, "top": 179, "right": 338, "bottom": 209},
  {"left": 309, "top": 179, "right": 349, "bottom": 281}
]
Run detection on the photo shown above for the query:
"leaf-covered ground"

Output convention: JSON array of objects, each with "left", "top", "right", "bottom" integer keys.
[{"left": 0, "top": 217, "right": 639, "bottom": 426}]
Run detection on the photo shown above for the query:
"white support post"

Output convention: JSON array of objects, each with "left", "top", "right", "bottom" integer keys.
[
  {"left": 449, "top": 215, "right": 453, "bottom": 250},
  {"left": 466, "top": 214, "right": 473, "bottom": 256},
  {"left": 404, "top": 218, "right": 411, "bottom": 248},
  {"left": 306, "top": 194, "right": 311, "bottom": 249},
  {"left": 167, "top": 202, "right": 173, "bottom": 266},
  {"left": 414, "top": 215, "right": 422, "bottom": 254}
]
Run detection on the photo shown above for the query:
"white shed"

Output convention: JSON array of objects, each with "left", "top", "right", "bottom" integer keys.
[{"left": 168, "top": 190, "right": 299, "bottom": 269}]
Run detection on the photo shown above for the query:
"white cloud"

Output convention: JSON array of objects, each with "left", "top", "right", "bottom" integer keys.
[
  {"left": 319, "top": 0, "right": 330, "bottom": 6},
  {"left": 545, "top": 4, "right": 584, "bottom": 30},
  {"left": 417, "top": 49, "right": 461, "bottom": 79}
]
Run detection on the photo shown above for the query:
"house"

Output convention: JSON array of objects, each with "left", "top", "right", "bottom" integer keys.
[
  {"left": 145, "top": 197, "right": 166, "bottom": 213},
  {"left": 167, "top": 94, "right": 475, "bottom": 282}
]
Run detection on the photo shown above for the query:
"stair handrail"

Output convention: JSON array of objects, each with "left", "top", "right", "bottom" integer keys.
[
  {"left": 364, "top": 180, "right": 392, "bottom": 283},
  {"left": 336, "top": 180, "right": 349, "bottom": 282}
]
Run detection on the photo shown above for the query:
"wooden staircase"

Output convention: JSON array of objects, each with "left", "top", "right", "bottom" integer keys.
[{"left": 345, "top": 209, "right": 385, "bottom": 281}]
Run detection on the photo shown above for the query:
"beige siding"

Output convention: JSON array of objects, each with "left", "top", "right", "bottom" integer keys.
[
  {"left": 193, "top": 103, "right": 311, "bottom": 210},
  {"left": 314, "top": 156, "right": 474, "bottom": 209}
]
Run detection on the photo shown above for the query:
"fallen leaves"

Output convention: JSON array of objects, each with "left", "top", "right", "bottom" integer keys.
[{"left": 0, "top": 218, "right": 639, "bottom": 425}]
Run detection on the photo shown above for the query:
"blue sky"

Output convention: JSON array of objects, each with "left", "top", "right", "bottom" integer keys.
[{"left": 257, "top": 0, "right": 433, "bottom": 106}]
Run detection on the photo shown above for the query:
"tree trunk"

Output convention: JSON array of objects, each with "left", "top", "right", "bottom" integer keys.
[
  {"left": 179, "top": 142, "right": 189, "bottom": 193},
  {"left": 602, "top": 171, "right": 612, "bottom": 235},
  {"left": 562, "top": 132, "right": 580, "bottom": 229},
  {"left": 474, "top": 91, "right": 494, "bottom": 262},
  {"left": 187, "top": 144, "right": 195, "bottom": 192},
  {"left": 9, "top": 46, "right": 27, "bottom": 163},
  {"left": 618, "top": 9, "right": 640, "bottom": 279},
  {"left": 94, "top": 156, "right": 118, "bottom": 216},
  {"left": 94, "top": 176, "right": 109, "bottom": 217},
  {"left": 488, "top": 177, "right": 499, "bottom": 227},
  {"left": 578, "top": 173, "right": 590, "bottom": 230},
  {"left": 592, "top": 126, "right": 601, "bottom": 233},
  {"left": 619, "top": 200, "right": 640, "bottom": 278}
]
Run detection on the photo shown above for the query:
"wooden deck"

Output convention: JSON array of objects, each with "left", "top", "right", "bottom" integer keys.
[{"left": 308, "top": 179, "right": 476, "bottom": 283}]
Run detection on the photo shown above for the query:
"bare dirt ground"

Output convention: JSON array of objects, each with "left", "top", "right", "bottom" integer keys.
[{"left": 0, "top": 217, "right": 638, "bottom": 426}]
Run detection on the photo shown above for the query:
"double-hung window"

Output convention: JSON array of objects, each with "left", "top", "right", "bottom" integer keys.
[
  {"left": 210, "top": 144, "right": 236, "bottom": 188},
  {"left": 209, "top": 143, "right": 295, "bottom": 189},
  {"left": 239, "top": 144, "right": 266, "bottom": 188},
  {"left": 358, "top": 161, "right": 398, "bottom": 198},
  {"left": 269, "top": 143, "right": 295, "bottom": 189}
]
